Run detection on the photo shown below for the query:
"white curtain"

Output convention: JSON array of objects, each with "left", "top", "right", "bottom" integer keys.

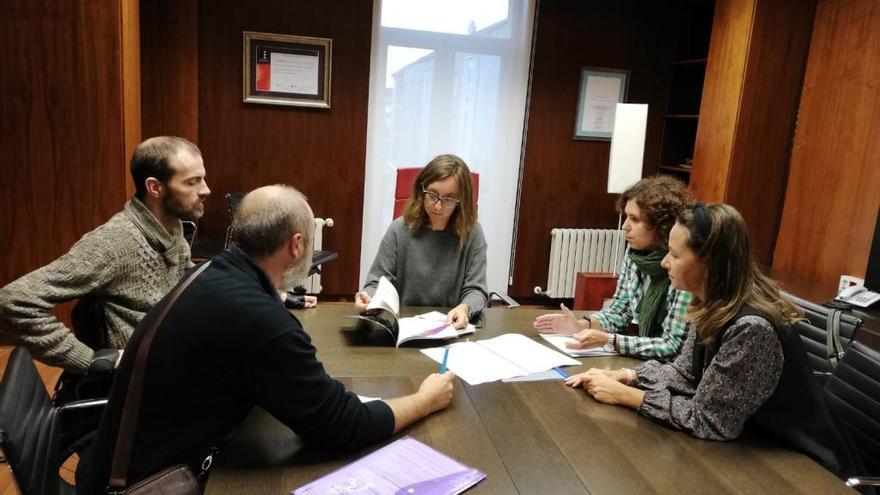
[{"left": 360, "top": 0, "right": 536, "bottom": 292}]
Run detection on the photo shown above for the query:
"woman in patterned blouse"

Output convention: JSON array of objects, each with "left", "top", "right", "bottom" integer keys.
[
  {"left": 533, "top": 175, "right": 692, "bottom": 360},
  {"left": 564, "top": 203, "right": 804, "bottom": 441}
]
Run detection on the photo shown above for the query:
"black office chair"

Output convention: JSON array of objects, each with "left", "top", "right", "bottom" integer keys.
[
  {"left": 224, "top": 191, "right": 338, "bottom": 277},
  {"left": 224, "top": 192, "right": 246, "bottom": 249},
  {"left": 181, "top": 219, "right": 198, "bottom": 247},
  {"left": 53, "top": 296, "right": 114, "bottom": 404},
  {"left": 783, "top": 291, "right": 862, "bottom": 382},
  {"left": 0, "top": 347, "right": 107, "bottom": 495},
  {"left": 825, "top": 340, "right": 880, "bottom": 490},
  {"left": 488, "top": 291, "right": 519, "bottom": 308}
]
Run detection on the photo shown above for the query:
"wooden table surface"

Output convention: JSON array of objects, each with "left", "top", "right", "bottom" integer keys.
[{"left": 205, "top": 303, "right": 852, "bottom": 494}]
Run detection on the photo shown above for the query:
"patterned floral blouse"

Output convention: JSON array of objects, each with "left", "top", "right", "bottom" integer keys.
[{"left": 634, "top": 315, "right": 784, "bottom": 440}]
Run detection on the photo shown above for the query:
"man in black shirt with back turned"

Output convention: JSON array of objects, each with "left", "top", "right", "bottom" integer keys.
[{"left": 76, "top": 184, "right": 455, "bottom": 493}]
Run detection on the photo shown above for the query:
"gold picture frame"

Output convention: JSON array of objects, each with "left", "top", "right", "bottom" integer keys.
[{"left": 243, "top": 31, "right": 332, "bottom": 108}]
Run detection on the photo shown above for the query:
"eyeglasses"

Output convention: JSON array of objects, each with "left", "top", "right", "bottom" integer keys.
[{"left": 422, "top": 187, "right": 460, "bottom": 210}]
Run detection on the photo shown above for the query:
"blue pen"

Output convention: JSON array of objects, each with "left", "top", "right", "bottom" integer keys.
[
  {"left": 553, "top": 367, "right": 569, "bottom": 378},
  {"left": 440, "top": 347, "right": 450, "bottom": 374}
]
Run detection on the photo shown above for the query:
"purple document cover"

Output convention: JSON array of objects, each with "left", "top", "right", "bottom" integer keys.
[{"left": 293, "top": 436, "right": 486, "bottom": 495}]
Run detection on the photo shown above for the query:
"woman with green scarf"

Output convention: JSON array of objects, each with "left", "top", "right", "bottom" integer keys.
[{"left": 534, "top": 175, "right": 692, "bottom": 360}]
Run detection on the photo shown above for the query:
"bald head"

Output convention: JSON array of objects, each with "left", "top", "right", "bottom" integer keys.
[{"left": 233, "top": 185, "right": 314, "bottom": 258}]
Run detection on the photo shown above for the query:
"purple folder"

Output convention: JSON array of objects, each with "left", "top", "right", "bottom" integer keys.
[{"left": 293, "top": 436, "right": 486, "bottom": 495}]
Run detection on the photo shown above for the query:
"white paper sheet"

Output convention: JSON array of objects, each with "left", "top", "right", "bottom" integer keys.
[
  {"left": 421, "top": 334, "right": 579, "bottom": 385},
  {"left": 539, "top": 333, "right": 619, "bottom": 357},
  {"left": 269, "top": 52, "right": 319, "bottom": 95},
  {"left": 366, "top": 276, "right": 399, "bottom": 315},
  {"left": 502, "top": 369, "right": 568, "bottom": 382}
]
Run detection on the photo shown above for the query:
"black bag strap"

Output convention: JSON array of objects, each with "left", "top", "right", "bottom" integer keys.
[{"left": 108, "top": 261, "right": 212, "bottom": 492}]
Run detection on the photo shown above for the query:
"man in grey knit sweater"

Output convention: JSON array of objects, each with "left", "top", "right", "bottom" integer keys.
[{"left": 0, "top": 136, "right": 211, "bottom": 373}]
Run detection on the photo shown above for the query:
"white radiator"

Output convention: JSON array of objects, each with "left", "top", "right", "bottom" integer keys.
[
  {"left": 534, "top": 228, "right": 626, "bottom": 298},
  {"left": 303, "top": 217, "right": 334, "bottom": 294}
]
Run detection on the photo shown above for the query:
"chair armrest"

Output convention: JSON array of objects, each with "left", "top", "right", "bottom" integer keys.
[
  {"left": 59, "top": 398, "right": 108, "bottom": 413},
  {"left": 309, "top": 250, "right": 338, "bottom": 276},
  {"left": 489, "top": 291, "right": 520, "bottom": 309},
  {"left": 846, "top": 477, "right": 880, "bottom": 487}
]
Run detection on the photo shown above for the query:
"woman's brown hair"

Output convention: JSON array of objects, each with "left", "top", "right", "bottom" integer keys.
[
  {"left": 617, "top": 175, "right": 691, "bottom": 250},
  {"left": 402, "top": 154, "right": 477, "bottom": 243},
  {"left": 679, "top": 203, "right": 802, "bottom": 342}
]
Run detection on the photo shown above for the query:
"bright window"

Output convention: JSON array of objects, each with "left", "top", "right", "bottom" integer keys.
[{"left": 361, "top": 0, "right": 535, "bottom": 292}]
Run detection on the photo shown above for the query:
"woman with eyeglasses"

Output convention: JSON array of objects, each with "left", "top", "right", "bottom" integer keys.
[
  {"left": 563, "top": 203, "right": 859, "bottom": 477},
  {"left": 534, "top": 175, "right": 692, "bottom": 360},
  {"left": 355, "top": 154, "right": 488, "bottom": 328}
]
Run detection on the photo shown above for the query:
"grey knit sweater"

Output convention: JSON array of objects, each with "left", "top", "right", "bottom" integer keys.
[
  {"left": 0, "top": 198, "right": 192, "bottom": 372},
  {"left": 363, "top": 217, "right": 488, "bottom": 314}
]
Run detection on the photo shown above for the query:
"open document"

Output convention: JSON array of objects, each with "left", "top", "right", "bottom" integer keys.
[
  {"left": 355, "top": 276, "right": 476, "bottom": 346},
  {"left": 293, "top": 436, "right": 485, "bottom": 495},
  {"left": 539, "top": 333, "right": 619, "bottom": 357},
  {"left": 421, "top": 334, "right": 579, "bottom": 385}
]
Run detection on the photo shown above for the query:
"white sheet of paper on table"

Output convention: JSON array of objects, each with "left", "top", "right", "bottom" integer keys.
[
  {"left": 539, "top": 333, "right": 619, "bottom": 357},
  {"left": 422, "top": 333, "right": 579, "bottom": 385}
]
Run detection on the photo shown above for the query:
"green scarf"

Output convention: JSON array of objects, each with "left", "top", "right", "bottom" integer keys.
[{"left": 629, "top": 249, "right": 670, "bottom": 337}]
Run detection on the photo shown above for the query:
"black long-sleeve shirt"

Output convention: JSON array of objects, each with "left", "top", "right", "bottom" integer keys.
[{"left": 76, "top": 247, "right": 394, "bottom": 493}]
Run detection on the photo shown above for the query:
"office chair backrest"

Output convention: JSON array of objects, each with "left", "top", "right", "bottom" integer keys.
[
  {"left": 784, "top": 292, "right": 861, "bottom": 380},
  {"left": 181, "top": 220, "right": 198, "bottom": 247},
  {"left": 825, "top": 341, "right": 880, "bottom": 476},
  {"left": 224, "top": 192, "right": 246, "bottom": 248},
  {"left": 226, "top": 191, "right": 245, "bottom": 217},
  {"left": 393, "top": 167, "right": 480, "bottom": 219},
  {"left": 0, "top": 347, "right": 69, "bottom": 495},
  {"left": 56, "top": 296, "right": 113, "bottom": 406},
  {"left": 70, "top": 296, "right": 108, "bottom": 351}
]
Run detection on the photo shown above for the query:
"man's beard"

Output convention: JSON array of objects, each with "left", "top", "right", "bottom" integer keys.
[
  {"left": 162, "top": 193, "right": 204, "bottom": 221},
  {"left": 282, "top": 254, "right": 312, "bottom": 290}
]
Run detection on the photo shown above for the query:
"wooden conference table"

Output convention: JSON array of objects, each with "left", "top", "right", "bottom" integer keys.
[{"left": 205, "top": 303, "right": 851, "bottom": 494}]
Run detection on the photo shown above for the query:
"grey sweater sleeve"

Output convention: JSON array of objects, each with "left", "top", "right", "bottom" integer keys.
[
  {"left": 460, "top": 224, "right": 488, "bottom": 314},
  {"left": 0, "top": 233, "right": 119, "bottom": 372}
]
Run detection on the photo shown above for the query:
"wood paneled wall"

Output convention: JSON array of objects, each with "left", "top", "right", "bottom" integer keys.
[
  {"left": 690, "top": 0, "right": 815, "bottom": 268},
  {"left": 140, "top": 0, "right": 374, "bottom": 296},
  {"left": 772, "top": 0, "right": 880, "bottom": 297},
  {"left": 688, "top": 0, "right": 752, "bottom": 202},
  {"left": 510, "top": 0, "right": 677, "bottom": 299},
  {"left": 0, "top": 0, "right": 134, "bottom": 286},
  {"left": 140, "top": 0, "right": 198, "bottom": 142},
  {"left": 122, "top": 0, "right": 142, "bottom": 199}
]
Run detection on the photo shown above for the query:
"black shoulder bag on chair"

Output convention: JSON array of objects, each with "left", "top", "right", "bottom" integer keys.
[{"left": 106, "top": 261, "right": 211, "bottom": 495}]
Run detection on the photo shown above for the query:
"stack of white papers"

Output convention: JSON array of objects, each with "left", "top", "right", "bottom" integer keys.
[
  {"left": 502, "top": 369, "right": 569, "bottom": 382},
  {"left": 539, "top": 333, "right": 619, "bottom": 357},
  {"left": 421, "top": 333, "right": 579, "bottom": 385}
]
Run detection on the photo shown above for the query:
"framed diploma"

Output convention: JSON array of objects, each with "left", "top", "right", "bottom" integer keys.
[
  {"left": 573, "top": 67, "right": 629, "bottom": 140},
  {"left": 243, "top": 31, "right": 332, "bottom": 108}
]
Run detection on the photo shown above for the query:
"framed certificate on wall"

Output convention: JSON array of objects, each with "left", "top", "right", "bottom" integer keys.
[
  {"left": 573, "top": 67, "right": 629, "bottom": 140},
  {"left": 243, "top": 31, "right": 332, "bottom": 108}
]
